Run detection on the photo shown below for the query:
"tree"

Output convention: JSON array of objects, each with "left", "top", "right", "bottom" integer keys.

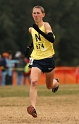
[{"left": 0, "top": 0, "right": 79, "bottom": 66}]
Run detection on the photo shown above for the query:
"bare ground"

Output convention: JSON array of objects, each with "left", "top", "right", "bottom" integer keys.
[{"left": 0, "top": 95, "right": 79, "bottom": 124}]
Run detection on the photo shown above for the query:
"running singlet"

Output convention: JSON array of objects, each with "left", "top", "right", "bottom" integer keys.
[{"left": 30, "top": 24, "right": 55, "bottom": 60}]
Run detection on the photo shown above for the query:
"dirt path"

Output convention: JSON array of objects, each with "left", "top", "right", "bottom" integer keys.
[{"left": 0, "top": 95, "right": 79, "bottom": 124}]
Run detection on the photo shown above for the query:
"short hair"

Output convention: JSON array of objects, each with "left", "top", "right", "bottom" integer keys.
[{"left": 33, "top": 5, "right": 45, "bottom": 13}]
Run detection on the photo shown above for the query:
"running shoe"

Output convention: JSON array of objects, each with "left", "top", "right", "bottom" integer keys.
[
  {"left": 27, "top": 105, "right": 37, "bottom": 118},
  {"left": 52, "top": 78, "right": 59, "bottom": 93}
]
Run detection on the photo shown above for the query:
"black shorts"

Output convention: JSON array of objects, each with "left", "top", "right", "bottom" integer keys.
[{"left": 29, "top": 56, "right": 55, "bottom": 73}]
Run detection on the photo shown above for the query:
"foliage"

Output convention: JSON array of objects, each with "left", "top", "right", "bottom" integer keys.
[{"left": 0, "top": 0, "right": 79, "bottom": 65}]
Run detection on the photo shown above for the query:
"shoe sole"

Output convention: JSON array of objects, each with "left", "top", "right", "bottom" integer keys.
[
  {"left": 52, "top": 78, "right": 59, "bottom": 93},
  {"left": 27, "top": 105, "right": 37, "bottom": 118}
]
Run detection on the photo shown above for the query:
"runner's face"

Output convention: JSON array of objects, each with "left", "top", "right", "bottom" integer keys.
[{"left": 32, "top": 8, "right": 45, "bottom": 23}]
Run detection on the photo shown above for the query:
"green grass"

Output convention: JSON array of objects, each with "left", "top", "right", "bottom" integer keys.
[{"left": 0, "top": 84, "right": 79, "bottom": 97}]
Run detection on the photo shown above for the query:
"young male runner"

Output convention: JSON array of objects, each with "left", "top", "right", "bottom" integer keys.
[{"left": 24, "top": 5, "right": 59, "bottom": 118}]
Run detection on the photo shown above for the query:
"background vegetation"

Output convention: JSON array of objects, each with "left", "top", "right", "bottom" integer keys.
[
  {"left": 0, "top": 0, "right": 79, "bottom": 66},
  {"left": 0, "top": 84, "right": 79, "bottom": 97}
]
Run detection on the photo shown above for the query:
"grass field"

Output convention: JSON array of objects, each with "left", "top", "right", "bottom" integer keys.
[{"left": 0, "top": 84, "right": 79, "bottom": 124}]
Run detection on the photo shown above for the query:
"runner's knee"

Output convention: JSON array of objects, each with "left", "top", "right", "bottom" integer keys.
[{"left": 31, "top": 79, "right": 38, "bottom": 87}]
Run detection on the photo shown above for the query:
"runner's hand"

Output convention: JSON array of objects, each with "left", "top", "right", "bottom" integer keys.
[{"left": 23, "top": 47, "right": 29, "bottom": 56}]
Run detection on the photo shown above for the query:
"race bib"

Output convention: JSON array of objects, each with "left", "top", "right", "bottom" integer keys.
[{"left": 29, "top": 58, "right": 34, "bottom": 65}]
